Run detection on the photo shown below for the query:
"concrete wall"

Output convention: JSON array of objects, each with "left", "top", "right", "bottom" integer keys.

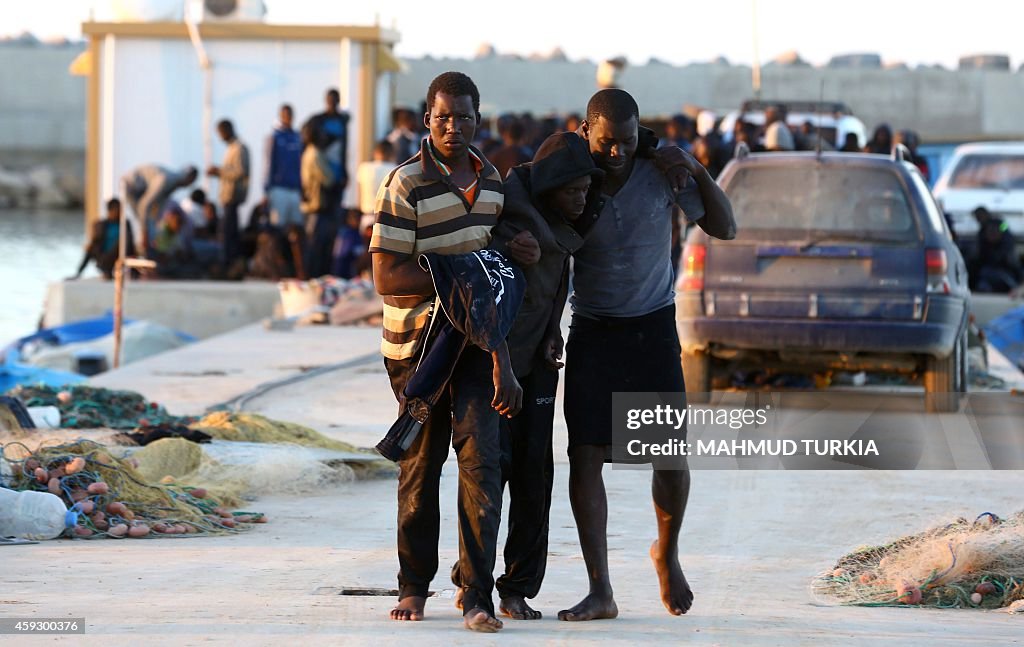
[
  {"left": 395, "top": 57, "right": 1024, "bottom": 141},
  {"left": 43, "top": 279, "right": 280, "bottom": 339},
  {"left": 0, "top": 42, "right": 86, "bottom": 152},
  {"left": 4, "top": 42, "right": 1024, "bottom": 207}
]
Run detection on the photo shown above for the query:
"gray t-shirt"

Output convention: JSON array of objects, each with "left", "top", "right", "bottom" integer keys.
[{"left": 571, "top": 158, "right": 706, "bottom": 318}]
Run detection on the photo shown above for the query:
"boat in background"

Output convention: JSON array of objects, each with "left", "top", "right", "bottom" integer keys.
[
  {"left": 1, "top": 313, "right": 195, "bottom": 392},
  {"left": 0, "top": 363, "right": 84, "bottom": 393}
]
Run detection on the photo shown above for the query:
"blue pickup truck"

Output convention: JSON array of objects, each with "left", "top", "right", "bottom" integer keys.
[{"left": 676, "top": 148, "right": 970, "bottom": 412}]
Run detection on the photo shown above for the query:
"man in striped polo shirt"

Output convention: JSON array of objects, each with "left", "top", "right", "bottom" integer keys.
[{"left": 370, "top": 71, "right": 537, "bottom": 633}]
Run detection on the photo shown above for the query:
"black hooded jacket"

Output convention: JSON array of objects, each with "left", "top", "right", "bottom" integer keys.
[{"left": 491, "top": 132, "right": 605, "bottom": 377}]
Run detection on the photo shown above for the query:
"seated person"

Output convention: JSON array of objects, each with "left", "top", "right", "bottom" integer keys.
[
  {"left": 331, "top": 209, "right": 365, "bottom": 279},
  {"left": 196, "top": 202, "right": 219, "bottom": 240},
  {"left": 241, "top": 200, "right": 271, "bottom": 261},
  {"left": 71, "top": 198, "right": 136, "bottom": 280},
  {"left": 241, "top": 201, "right": 296, "bottom": 280},
  {"left": 971, "top": 210, "right": 1021, "bottom": 293},
  {"left": 180, "top": 189, "right": 208, "bottom": 232},
  {"left": 152, "top": 204, "right": 198, "bottom": 277},
  {"left": 181, "top": 200, "right": 222, "bottom": 269},
  {"left": 248, "top": 228, "right": 291, "bottom": 280}
]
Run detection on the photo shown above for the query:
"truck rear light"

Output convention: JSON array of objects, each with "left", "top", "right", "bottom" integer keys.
[
  {"left": 925, "top": 248, "right": 947, "bottom": 274},
  {"left": 925, "top": 248, "right": 950, "bottom": 294},
  {"left": 680, "top": 243, "right": 706, "bottom": 292}
]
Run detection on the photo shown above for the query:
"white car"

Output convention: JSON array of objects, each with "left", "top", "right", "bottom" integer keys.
[
  {"left": 933, "top": 142, "right": 1024, "bottom": 245},
  {"left": 717, "top": 100, "right": 867, "bottom": 150}
]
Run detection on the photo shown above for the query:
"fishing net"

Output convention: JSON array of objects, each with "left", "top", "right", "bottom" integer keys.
[
  {"left": 0, "top": 440, "right": 263, "bottom": 539},
  {"left": 1, "top": 386, "right": 393, "bottom": 531},
  {"left": 3, "top": 385, "right": 393, "bottom": 478},
  {"left": 194, "top": 411, "right": 356, "bottom": 449},
  {"left": 190, "top": 412, "right": 393, "bottom": 479},
  {"left": 812, "top": 511, "right": 1024, "bottom": 609},
  {"left": 132, "top": 437, "right": 205, "bottom": 483},
  {"left": 130, "top": 437, "right": 361, "bottom": 502},
  {"left": 8, "top": 385, "right": 192, "bottom": 429}
]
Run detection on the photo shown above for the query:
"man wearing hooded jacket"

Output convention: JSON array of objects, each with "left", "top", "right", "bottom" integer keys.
[
  {"left": 454, "top": 127, "right": 702, "bottom": 620},
  {"left": 454, "top": 132, "right": 605, "bottom": 620}
]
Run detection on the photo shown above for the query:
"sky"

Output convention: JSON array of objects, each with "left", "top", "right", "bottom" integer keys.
[{"left": 2, "top": 0, "right": 1022, "bottom": 70}]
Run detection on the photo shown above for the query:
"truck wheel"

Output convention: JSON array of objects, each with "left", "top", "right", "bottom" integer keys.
[
  {"left": 958, "top": 327, "right": 969, "bottom": 394},
  {"left": 682, "top": 349, "right": 711, "bottom": 404},
  {"left": 924, "top": 329, "right": 965, "bottom": 413}
]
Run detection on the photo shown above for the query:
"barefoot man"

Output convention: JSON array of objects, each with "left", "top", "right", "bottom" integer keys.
[
  {"left": 370, "top": 71, "right": 536, "bottom": 633},
  {"left": 559, "top": 89, "right": 736, "bottom": 621}
]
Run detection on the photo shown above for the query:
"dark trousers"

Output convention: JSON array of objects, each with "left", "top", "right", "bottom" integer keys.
[
  {"left": 384, "top": 346, "right": 502, "bottom": 615},
  {"left": 222, "top": 201, "right": 241, "bottom": 266},
  {"left": 496, "top": 366, "right": 557, "bottom": 599},
  {"left": 305, "top": 208, "right": 339, "bottom": 278},
  {"left": 452, "top": 366, "right": 557, "bottom": 599}
]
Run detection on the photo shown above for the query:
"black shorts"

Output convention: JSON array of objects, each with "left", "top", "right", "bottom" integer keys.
[{"left": 564, "top": 304, "right": 685, "bottom": 456}]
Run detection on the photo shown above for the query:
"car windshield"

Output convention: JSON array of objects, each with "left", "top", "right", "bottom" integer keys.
[
  {"left": 948, "top": 154, "right": 1024, "bottom": 189},
  {"left": 725, "top": 165, "right": 917, "bottom": 239}
]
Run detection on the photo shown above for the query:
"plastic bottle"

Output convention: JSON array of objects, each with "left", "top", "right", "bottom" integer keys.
[{"left": 0, "top": 487, "right": 74, "bottom": 540}]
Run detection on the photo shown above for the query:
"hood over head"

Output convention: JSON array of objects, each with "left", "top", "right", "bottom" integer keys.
[{"left": 529, "top": 132, "right": 604, "bottom": 200}]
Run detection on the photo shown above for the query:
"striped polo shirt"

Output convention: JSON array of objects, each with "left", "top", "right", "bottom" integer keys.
[{"left": 370, "top": 138, "right": 504, "bottom": 360}]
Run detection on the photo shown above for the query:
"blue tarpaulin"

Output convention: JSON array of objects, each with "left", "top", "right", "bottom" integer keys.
[
  {"left": 1, "top": 313, "right": 195, "bottom": 365},
  {"left": 984, "top": 305, "right": 1024, "bottom": 370},
  {"left": 1, "top": 313, "right": 137, "bottom": 364},
  {"left": 0, "top": 364, "right": 85, "bottom": 393}
]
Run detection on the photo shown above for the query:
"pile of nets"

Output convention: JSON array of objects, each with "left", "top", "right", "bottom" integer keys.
[
  {"left": 813, "top": 511, "right": 1024, "bottom": 609},
  {"left": 191, "top": 412, "right": 393, "bottom": 480},
  {"left": 4, "top": 387, "right": 390, "bottom": 472},
  {"left": 128, "top": 436, "right": 369, "bottom": 502},
  {"left": 1, "top": 440, "right": 263, "bottom": 539},
  {"left": 194, "top": 411, "right": 351, "bottom": 447},
  {"left": 2, "top": 386, "right": 392, "bottom": 510},
  {"left": 9, "top": 385, "right": 192, "bottom": 429}
]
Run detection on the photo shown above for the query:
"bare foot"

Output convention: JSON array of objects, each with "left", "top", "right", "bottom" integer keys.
[
  {"left": 557, "top": 593, "right": 618, "bottom": 621},
  {"left": 500, "top": 595, "right": 542, "bottom": 620},
  {"left": 464, "top": 608, "right": 503, "bottom": 633},
  {"left": 454, "top": 587, "right": 464, "bottom": 610},
  {"left": 390, "top": 596, "right": 425, "bottom": 621},
  {"left": 650, "top": 540, "right": 693, "bottom": 615}
]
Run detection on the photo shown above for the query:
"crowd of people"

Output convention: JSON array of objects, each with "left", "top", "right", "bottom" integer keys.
[
  {"left": 72, "top": 88, "right": 384, "bottom": 283},
  {"left": 71, "top": 91, "right": 1016, "bottom": 293}
]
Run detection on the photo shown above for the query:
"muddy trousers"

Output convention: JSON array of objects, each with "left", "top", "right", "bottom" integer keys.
[
  {"left": 384, "top": 346, "right": 502, "bottom": 616},
  {"left": 453, "top": 367, "right": 557, "bottom": 600}
]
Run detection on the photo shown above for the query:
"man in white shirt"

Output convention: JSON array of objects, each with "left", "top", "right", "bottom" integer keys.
[{"left": 356, "top": 140, "right": 397, "bottom": 219}]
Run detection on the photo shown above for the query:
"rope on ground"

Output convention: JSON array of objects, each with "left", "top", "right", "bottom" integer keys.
[{"left": 207, "top": 352, "right": 380, "bottom": 413}]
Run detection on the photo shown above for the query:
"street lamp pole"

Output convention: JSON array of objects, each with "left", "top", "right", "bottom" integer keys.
[{"left": 751, "top": 0, "right": 762, "bottom": 100}]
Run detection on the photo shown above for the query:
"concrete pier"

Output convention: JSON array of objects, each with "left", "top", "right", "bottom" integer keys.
[
  {"left": 5, "top": 320, "right": 1022, "bottom": 643},
  {"left": 43, "top": 279, "right": 280, "bottom": 340}
]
